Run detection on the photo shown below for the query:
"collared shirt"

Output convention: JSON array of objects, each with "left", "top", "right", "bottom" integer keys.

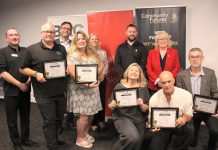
[
  {"left": 115, "top": 40, "right": 147, "bottom": 76},
  {"left": 0, "top": 45, "right": 30, "bottom": 96},
  {"left": 149, "top": 87, "right": 193, "bottom": 117},
  {"left": 60, "top": 39, "right": 71, "bottom": 52},
  {"left": 21, "top": 41, "right": 67, "bottom": 98},
  {"left": 190, "top": 67, "right": 205, "bottom": 95}
]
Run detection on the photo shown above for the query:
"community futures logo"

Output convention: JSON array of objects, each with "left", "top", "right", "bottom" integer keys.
[
  {"left": 141, "top": 12, "right": 178, "bottom": 24},
  {"left": 141, "top": 13, "right": 168, "bottom": 24},
  {"left": 171, "top": 12, "right": 178, "bottom": 23}
]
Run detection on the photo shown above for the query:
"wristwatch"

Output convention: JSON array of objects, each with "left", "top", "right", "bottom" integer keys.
[{"left": 33, "top": 71, "right": 38, "bottom": 77}]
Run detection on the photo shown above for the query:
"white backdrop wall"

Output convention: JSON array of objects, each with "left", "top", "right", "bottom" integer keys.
[{"left": 0, "top": 0, "right": 217, "bottom": 76}]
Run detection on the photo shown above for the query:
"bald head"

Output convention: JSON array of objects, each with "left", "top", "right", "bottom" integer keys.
[
  {"left": 159, "top": 71, "right": 175, "bottom": 95},
  {"left": 159, "top": 71, "right": 174, "bottom": 81}
]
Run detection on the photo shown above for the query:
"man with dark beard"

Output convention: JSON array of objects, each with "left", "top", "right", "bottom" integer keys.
[{"left": 115, "top": 24, "right": 147, "bottom": 78}]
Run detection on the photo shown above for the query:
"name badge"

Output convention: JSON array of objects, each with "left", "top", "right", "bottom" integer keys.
[{"left": 11, "top": 54, "right": 18, "bottom": 57}]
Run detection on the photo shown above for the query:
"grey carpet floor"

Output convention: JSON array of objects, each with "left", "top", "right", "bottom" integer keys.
[{"left": 0, "top": 99, "right": 216, "bottom": 150}]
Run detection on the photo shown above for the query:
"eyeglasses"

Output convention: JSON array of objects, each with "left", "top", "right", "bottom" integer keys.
[
  {"left": 189, "top": 55, "right": 202, "bottom": 59},
  {"left": 61, "top": 27, "right": 71, "bottom": 30},
  {"left": 42, "top": 30, "right": 55, "bottom": 34},
  {"left": 157, "top": 38, "right": 167, "bottom": 41}
]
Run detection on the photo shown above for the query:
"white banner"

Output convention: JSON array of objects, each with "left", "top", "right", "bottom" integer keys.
[{"left": 47, "top": 14, "right": 88, "bottom": 39}]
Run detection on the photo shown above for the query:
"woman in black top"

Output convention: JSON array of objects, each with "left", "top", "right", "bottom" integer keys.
[{"left": 108, "top": 63, "right": 150, "bottom": 150}]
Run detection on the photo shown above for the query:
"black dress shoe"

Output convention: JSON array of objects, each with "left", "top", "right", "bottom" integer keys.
[
  {"left": 14, "top": 144, "right": 24, "bottom": 150},
  {"left": 57, "top": 140, "right": 66, "bottom": 145},
  {"left": 21, "top": 139, "right": 39, "bottom": 147}
]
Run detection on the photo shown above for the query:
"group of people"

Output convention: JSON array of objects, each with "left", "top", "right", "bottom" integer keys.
[
  {"left": 111, "top": 24, "right": 218, "bottom": 150},
  {"left": 0, "top": 21, "right": 217, "bottom": 150},
  {"left": 0, "top": 22, "right": 108, "bottom": 150}
]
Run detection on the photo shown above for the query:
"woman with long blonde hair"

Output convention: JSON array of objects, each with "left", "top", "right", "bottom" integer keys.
[
  {"left": 67, "top": 31, "right": 104, "bottom": 148},
  {"left": 108, "top": 63, "right": 150, "bottom": 150}
]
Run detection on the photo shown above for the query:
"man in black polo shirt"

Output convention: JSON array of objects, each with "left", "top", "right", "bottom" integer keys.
[
  {"left": 115, "top": 24, "right": 147, "bottom": 78},
  {"left": 0, "top": 28, "right": 37, "bottom": 150},
  {"left": 20, "top": 22, "right": 67, "bottom": 150}
]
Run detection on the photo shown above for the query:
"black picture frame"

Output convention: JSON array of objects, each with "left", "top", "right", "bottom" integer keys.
[
  {"left": 43, "top": 60, "right": 67, "bottom": 79},
  {"left": 75, "top": 64, "right": 98, "bottom": 84},
  {"left": 113, "top": 88, "right": 139, "bottom": 108},
  {"left": 150, "top": 107, "right": 179, "bottom": 129},
  {"left": 193, "top": 94, "right": 218, "bottom": 114}
]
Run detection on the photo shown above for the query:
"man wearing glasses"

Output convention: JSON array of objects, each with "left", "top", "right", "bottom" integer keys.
[
  {"left": 20, "top": 22, "right": 67, "bottom": 150},
  {"left": 55, "top": 21, "right": 75, "bottom": 131},
  {"left": 176, "top": 48, "right": 218, "bottom": 150},
  {"left": 55, "top": 21, "right": 72, "bottom": 53}
]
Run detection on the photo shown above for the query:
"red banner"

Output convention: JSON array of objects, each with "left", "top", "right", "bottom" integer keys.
[{"left": 87, "top": 10, "right": 133, "bottom": 116}]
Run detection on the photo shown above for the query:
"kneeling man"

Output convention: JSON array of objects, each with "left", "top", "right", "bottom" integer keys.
[{"left": 149, "top": 71, "right": 194, "bottom": 150}]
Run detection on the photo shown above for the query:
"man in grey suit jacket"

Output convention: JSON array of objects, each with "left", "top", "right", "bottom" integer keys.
[{"left": 176, "top": 48, "right": 218, "bottom": 150}]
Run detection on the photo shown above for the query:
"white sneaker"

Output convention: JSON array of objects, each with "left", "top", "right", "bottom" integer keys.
[
  {"left": 84, "top": 134, "right": 95, "bottom": 143},
  {"left": 76, "top": 140, "right": 93, "bottom": 148}
]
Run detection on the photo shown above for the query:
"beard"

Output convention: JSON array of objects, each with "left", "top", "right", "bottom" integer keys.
[{"left": 127, "top": 35, "right": 136, "bottom": 42}]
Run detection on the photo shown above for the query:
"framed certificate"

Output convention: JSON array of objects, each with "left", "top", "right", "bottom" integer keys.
[
  {"left": 43, "top": 60, "right": 67, "bottom": 79},
  {"left": 193, "top": 94, "right": 218, "bottom": 114},
  {"left": 150, "top": 107, "right": 179, "bottom": 129},
  {"left": 75, "top": 64, "right": 98, "bottom": 84},
  {"left": 113, "top": 88, "right": 139, "bottom": 107}
]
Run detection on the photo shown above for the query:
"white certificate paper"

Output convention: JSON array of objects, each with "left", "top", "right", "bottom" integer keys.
[
  {"left": 114, "top": 88, "right": 139, "bottom": 107},
  {"left": 194, "top": 94, "right": 218, "bottom": 114},
  {"left": 150, "top": 108, "right": 179, "bottom": 128},
  {"left": 75, "top": 64, "right": 98, "bottom": 84},
  {"left": 44, "top": 60, "right": 66, "bottom": 79}
]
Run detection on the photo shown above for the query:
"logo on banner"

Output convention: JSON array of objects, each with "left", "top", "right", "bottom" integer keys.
[
  {"left": 141, "top": 13, "right": 168, "bottom": 24},
  {"left": 143, "top": 31, "right": 178, "bottom": 47},
  {"left": 171, "top": 12, "right": 178, "bottom": 23}
]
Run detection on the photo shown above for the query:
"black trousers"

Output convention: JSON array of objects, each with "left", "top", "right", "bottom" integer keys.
[
  {"left": 35, "top": 94, "right": 66, "bottom": 150},
  {"left": 92, "top": 77, "right": 107, "bottom": 125},
  {"left": 193, "top": 113, "right": 218, "bottom": 150},
  {"left": 150, "top": 122, "right": 194, "bottom": 150},
  {"left": 113, "top": 117, "right": 145, "bottom": 150},
  {"left": 4, "top": 92, "right": 30, "bottom": 145}
]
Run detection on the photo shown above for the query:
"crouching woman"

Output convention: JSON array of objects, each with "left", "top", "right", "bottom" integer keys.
[{"left": 108, "top": 63, "right": 150, "bottom": 150}]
